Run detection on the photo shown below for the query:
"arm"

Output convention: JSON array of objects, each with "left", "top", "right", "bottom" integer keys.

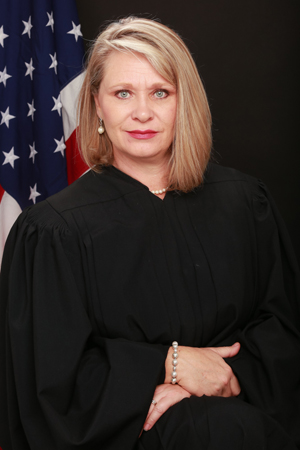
[
  {"left": 0, "top": 207, "right": 168, "bottom": 449},
  {"left": 224, "top": 182, "right": 300, "bottom": 444}
]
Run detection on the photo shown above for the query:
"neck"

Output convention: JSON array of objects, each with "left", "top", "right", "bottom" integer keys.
[{"left": 113, "top": 154, "right": 170, "bottom": 194}]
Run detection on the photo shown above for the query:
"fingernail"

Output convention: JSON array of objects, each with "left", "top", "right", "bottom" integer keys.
[{"left": 144, "top": 424, "right": 150, "bottom": 431}]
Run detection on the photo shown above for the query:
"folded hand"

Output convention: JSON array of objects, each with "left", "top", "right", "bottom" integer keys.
[{"left": 165, "top": 342, "right": 241, "bottom": 398}]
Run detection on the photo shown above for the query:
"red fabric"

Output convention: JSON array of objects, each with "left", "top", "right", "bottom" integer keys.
[
  {"left": 0, "top": 185, "right": 4, "bottom": 203},
  {"left": 65, "top": 128, "right": 89, "bottom": 184}
]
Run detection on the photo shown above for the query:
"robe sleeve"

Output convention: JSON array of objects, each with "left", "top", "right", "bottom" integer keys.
[
  {"left": 225, "top": 180, "right": 300, "bottom": 446},
  {"left": 0, "top": 205, "right": 168, "bottom": 450}
]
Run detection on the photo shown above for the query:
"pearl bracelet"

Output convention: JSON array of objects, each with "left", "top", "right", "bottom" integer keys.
[{"left": 171, "top": 341, "right": 178, "bottom": 384}]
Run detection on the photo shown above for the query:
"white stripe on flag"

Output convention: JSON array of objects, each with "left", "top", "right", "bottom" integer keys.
[
  {"left": 61, "top": 72, "right": 85, "bottom": 141},
  {"left": 0, "top": 191, "right": 22, "bottom": 267}
]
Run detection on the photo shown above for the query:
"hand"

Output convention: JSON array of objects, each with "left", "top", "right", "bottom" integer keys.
[
  {"left": 165, "top": 342, "right": 241, "bottom": 398},
  {"left": 142, "top": 384, "right": 191, "bottom": 433}
]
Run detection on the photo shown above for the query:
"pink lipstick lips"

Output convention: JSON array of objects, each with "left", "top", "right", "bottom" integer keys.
[{"left": 126, "top": 130, "right": 158, "bottom": 139}]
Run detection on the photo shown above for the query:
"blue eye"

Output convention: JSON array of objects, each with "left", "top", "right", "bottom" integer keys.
[
  {"left": 154, "top": 90, "right": 167, "bottom": 98},
  {"left": 117, "top": 91, "right": 130, "bottom": 98}
]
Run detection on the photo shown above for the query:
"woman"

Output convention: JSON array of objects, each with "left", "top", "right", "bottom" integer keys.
[{"left": 0, "top": 17, "right": 300, "bottom": 450}]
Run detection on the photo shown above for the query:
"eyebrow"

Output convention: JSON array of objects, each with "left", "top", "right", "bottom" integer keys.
[{"left": 108, "top": 82, "right": 176, "bottom": 90}]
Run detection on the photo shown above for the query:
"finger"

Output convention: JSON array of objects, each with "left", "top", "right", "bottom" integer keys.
[
  {"left": 143, "top": 392, "right": 164, "bottom": 425},
  {"left": 211, "top": 342, "right": 240, "bottom": 358},
  {"left": 144, "top": 403, "right": 155, "bottom": 423},
  {"left": 230, "top": 374, "right": 241, "bottom": 397},
  {"left": 219, "top": 373, "right": 241, "bottom": 398},
  {"left": 144, "top": 385, "right": 191, "bottom": 431},
  {"left": 143, "top": 385, "right": 164, "bottom": 424},
  {"left": 144, "top": 400, "right": 167, "bottom": 431}
]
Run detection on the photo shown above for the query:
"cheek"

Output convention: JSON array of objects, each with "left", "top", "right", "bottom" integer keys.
[
  {"left": 165, "top": 107, "right": 177, "bottom": 133},
  {"left": 102, "top": 104, "right": 127, "bottom": 129},
  {"left": 163, "top": 101, "right": 177, "bottom": 126}
]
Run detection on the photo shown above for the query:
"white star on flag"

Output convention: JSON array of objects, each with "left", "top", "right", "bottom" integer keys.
[
  {"left": 22, "top": 16, "right": 33, "bottom": 38},
  {"left": 0, "top": 25, "right": 9, "bottom": 47},
  {"left": 67, "top": 21, "right": 82, "bottom": 42},
  {"left": 54, "top": 137, "right": 66, "bottom": 156},
  {"left": 27, "top": 100, "right": 36, "bottom": 121},
  {"left": 0, "top": 107, "right": 16, "bottom": 128},
  {"left": 25, "top": 58, "right": 35, "bottom": 80},
  {"left": 52, "top": 94, "right": 62, "bottom": 116},
  {"left": 0, "top": 67, "right": 12, "bottom": 87},
  {"left": 29, "top": 183, "right": 41, "bottom": 204},
  {"left": 29, "top": 142, "right": 38, "bottom": 163},
  {"left": 2, "top": 147, "right": 20, "bottom": 169},
  {"left": 49, "top": 53, "right": 58, "bottom": 74},
  {"left": 46, "top": 12, "right": 54, "bottom": 32}
]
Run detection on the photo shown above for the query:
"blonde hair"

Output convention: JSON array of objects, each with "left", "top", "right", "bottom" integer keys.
[{"left": 78, "top": 17, "right": 212, "bottom": 192}]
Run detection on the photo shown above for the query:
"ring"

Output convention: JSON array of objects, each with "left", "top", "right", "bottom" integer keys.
[{"left": 151, "top": 399, "right": 157, "bottom": 405}]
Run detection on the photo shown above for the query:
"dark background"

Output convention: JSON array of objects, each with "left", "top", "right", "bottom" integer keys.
[{"left": 75, "top": 0, "right": 300, "bottom": 261}]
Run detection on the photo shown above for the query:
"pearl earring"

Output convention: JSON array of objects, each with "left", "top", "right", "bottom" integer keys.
[{"left": 98, "top": 118, "right": 105, "bottom": 135}]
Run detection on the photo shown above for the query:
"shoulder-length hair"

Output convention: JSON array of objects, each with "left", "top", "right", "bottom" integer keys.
[{"left": 78, "top": 17, "right": 212, "bottom": 192}]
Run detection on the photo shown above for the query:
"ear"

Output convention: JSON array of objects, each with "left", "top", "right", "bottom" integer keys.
[{"left": 93, "top": 94, "right": 102, "bottom": 118}]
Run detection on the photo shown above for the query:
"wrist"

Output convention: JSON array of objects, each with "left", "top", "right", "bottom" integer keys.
[
  {"left": 164, "top": 346, "right": 173, "bottom": 383},
  {"left": 164, "top": 342, "right": 181, "bottom": 384}
]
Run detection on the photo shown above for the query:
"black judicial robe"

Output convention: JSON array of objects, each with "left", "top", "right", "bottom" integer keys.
[{"left": 0, "top": 163, "right": 300, "bottom": 450}]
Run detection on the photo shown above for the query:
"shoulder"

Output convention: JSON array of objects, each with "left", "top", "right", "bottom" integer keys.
[
  {"left": 46, "top": 167, "right": 143, "bottom": 214},
  {"left": 204, "top": 162, "right": 258, "bottom": 187},
  {"left": 182, "top": 162, "right": 268, "bottom": 215},
  {"left": 201, "top": 162, "right": 263, "bottom": 199},
  {"left": 13, "top": 167, "right": 144, "bottom": 234},
  {"left": 11, "top": 171, "right": 102, "bottom": 235}
]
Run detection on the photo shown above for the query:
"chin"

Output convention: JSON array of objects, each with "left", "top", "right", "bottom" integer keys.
[{"left": 134, "top": 149, "right": 169, "bottom": 160}]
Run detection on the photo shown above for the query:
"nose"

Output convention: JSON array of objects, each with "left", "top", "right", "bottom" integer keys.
[{"left": 131, "top": 94, "right": 153, "bottom": 122}]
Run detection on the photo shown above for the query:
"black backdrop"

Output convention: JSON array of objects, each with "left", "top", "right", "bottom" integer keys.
[{"left": 75, "top": 0, "right": 300, "bottom": 262}]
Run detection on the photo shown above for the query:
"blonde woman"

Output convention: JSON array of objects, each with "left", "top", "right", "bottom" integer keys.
[{"left": 1, "top": 17, "right": 299, "bottom": 450}]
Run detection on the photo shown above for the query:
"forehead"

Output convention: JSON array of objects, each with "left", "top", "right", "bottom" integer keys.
[{"left": 102, "top": 50, "right": 170, "bottom": 86}]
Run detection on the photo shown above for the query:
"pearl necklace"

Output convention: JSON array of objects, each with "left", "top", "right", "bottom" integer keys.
[{"left": 150, "top": 187, "right": 169, "bottom": 195}]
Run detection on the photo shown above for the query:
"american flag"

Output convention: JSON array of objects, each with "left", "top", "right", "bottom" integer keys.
[{"left": 0, "top": 0, "right": 88, "bottom": 264}]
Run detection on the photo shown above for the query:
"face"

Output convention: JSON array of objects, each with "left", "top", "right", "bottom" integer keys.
[{"left": 94, "top": 51, "right": 177, "bottom": 166}]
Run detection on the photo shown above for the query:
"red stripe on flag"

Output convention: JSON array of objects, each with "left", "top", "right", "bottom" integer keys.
[
  {"left": 65, "top": 128, "right": 89, "bottom": 185},
  {"left": 0, "top": 184, "right": 4, "bottom": 202}
]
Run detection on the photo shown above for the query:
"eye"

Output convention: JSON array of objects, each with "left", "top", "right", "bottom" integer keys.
[
  {"left": 154, "top": 90, "right": 168, "bottom": 98},
  {"left": 116, "top": 90, "right": 130, "bottom": 99}
]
